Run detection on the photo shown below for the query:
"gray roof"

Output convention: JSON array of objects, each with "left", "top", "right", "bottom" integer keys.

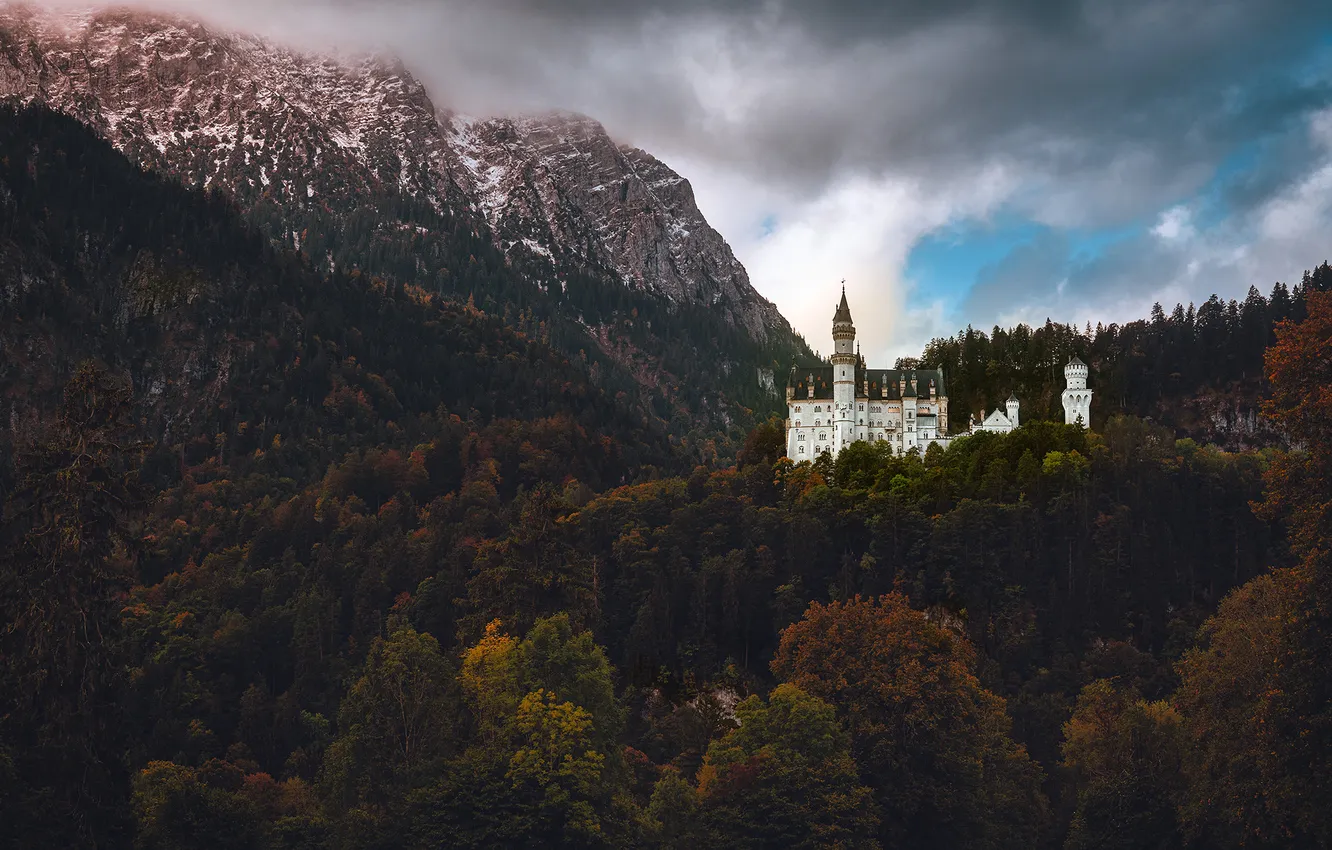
[
  {"left": 788, "top": 365, "right": 947, "bottom": 401},
  {"left": 833, "top": 287, "right": 853, "bottom": 323}
]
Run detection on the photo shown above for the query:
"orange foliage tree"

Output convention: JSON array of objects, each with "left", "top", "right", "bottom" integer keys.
[
  {"left": 1254, "top": 286, "right": 1332, "bottom": 844},
  {"left": 772, "top": 594, "right": 1047, "bottom": 850}
]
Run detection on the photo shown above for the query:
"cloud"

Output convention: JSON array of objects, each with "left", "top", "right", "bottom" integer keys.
[
  {"left": 1153, "top": 206, "right": 1195, "bottom": 241},
  {"left": 945, "top": 104, "right": 1332, "bottom": 336},
  {"left": 21, "top": 0, "right": 1332, "bottom": 362}
]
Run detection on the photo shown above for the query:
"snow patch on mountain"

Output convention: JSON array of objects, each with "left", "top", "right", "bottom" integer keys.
[{"left": 0, "top": 3, "right": 790, "bottom": 343}]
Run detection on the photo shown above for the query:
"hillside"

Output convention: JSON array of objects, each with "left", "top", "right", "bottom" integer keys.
[
  {"left": 3, "top": 101, "right": 1332, "bottom": 850},
  {"left": 0, "top": 104, "right": 675, "bottom": 485},
  {"left": 919, "top": 274, "right": 1331, "bottom": 449}
]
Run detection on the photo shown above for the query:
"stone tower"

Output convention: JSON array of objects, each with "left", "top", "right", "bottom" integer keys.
[
  {"left": 1061, "top": 355, "right": 1092, "bottom": 426},
  {"left": 831, "top": 286, "right": 857, "bottom": 454},
  {"left": 1006, "top": 393, "right": 1020, "bottom": 428}
]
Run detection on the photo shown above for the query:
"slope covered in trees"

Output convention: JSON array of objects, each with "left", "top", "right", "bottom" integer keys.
[
  {"left": 922, "top": 270, "right": 1330, "bottom": 447},
  {"left": 3, "top": 104, "right": 1332, "bottom": 849}
]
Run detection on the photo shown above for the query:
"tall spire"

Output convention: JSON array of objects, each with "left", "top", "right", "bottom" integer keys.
[{"left": 833, "top": 282, "right": 853, "bottom": 323}]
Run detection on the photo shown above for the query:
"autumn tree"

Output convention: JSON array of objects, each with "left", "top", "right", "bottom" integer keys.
[
  {"left": 409, "top": 615, "right": 636, "bottom": 847},
  {"left": 1174, "top": 569, "right": 1304, "bottom": 848},
  {"left": 1060, "top": 680, "right": 1185, "bottom": 850},
  {"left": 1253, "top": 286, "right": 1332, "bottom": 843},
  {"left": 772, "top": 595, "right": 1048, "bottom": 850},
  {"left": 507, "top": 689, "right": 608, "bottom": 841}
]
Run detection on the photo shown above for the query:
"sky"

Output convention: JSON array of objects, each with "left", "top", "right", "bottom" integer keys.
[{"left": 33, "top": 0, "right": 1332, "bottom": 361}]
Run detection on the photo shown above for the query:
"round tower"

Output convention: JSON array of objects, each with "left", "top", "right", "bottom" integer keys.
[
  {"left": 1061, "top": 355, "right": 1093, "bottom": 426},
  {"left": 1006, "top": 393, "right": 1019, "bottom": 428},
  {"left": 830, "top": 286, "right": 857, "bottom": 454},
  {"left": 1065, "top": 356, "right": 1088, "bottom": 390}
]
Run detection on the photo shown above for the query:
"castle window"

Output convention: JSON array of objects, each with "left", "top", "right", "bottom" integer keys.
[
  {"left": 858, "top": 404, "right": 864, "bottom": 411},
  {"left": 814, "top": 405, "right": 822, "bottom": 413},
  {"left": 797, "top": 433, "right": 804, "bottom": 440},
  {"left": 819, "top": 433, "right": 826, "bottom": 441},
  {"left": 798, "top": 446, "right": 805, "bottom": 454},
  {"left": 859, "top": 417, "right": 864, "bottom": 424},
  {"left": 814, "top": 419, "right": 820, "bottom": 426},
  {"left": 795, "top": 406, "right": 802, "bottom": 413}
]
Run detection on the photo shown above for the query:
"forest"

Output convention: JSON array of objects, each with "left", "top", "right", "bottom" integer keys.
[
  {"left": 917, "top": 266, "right": 1329, "bottom": 445},
  {"left": 1, "top": 105, "right": 1331, "bottom": 849}
]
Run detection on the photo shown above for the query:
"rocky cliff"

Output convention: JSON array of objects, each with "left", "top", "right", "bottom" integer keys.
[
  {"left": 444, "top": 112, "right": 785, "bottom": 341},
  {"left": 0, "top": 4, "right": 791, "bottom": 347}
]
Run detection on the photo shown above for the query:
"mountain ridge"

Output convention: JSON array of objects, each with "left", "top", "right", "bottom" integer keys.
[{"left": 0, "top": 3, "right": 795, "bottom": 353}]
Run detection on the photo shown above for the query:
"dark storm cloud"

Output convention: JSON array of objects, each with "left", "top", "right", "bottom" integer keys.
[
  {"left": 160, "top": 0, "right": 1332, "bottom": 227},
  {"left": 314, "top": 0, "right": 1331, "bottom": 227},
  {"left": 73, "top": 0, "right": 1332, "bottom": 351}
]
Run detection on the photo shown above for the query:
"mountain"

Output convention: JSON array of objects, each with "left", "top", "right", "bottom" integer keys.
[
  {"left": 444, "top": 111, "right": 786, "bottom": 342},
  {"left": 0, "top": 4, "right": 806, "bottom": 434},
  {"left": 0, "top": 104, "right": 674, "bottom": 486}
]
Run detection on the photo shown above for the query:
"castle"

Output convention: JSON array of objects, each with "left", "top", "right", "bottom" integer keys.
[
  {"left": 1061, "top": 355, "right": 1093, "bottom": 426},
  {"left": 972, "top": 394, "right": 1021, "bottom": 434},
  {"left": 784, "top": 289, "right": 952, "bottom": 460},
  {"left": 784, "top": 288, "right": 1094, "bottom": 462}
]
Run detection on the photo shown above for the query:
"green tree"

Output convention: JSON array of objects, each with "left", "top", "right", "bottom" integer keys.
[
  {"left": 696, "top": 684, "right": 878, "bottom": 849},
  {"left": 507, "top": 689, "right": 607, "bottom": 841},
  {"left": 319, "top": 626, "right": 457, "bottom": 813},
  {"left": 0, "top": 362, "right": 148, "bottom": 849},
  {"left": 131, "top": 761, "right": 265, "bottom": 850},
  {"left": 647, "top": 768, "right": 701, "bottom": 849}
]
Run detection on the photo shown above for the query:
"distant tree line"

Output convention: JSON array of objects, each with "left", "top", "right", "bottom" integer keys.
[{"left": 924, "top": 267, "right": 1330, "bottom": 440}]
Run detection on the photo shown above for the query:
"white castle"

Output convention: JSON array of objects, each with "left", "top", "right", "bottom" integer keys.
[
  {"left": 784, "top": 288, "right": 952, "bottom": 461},
  {"left": 1061, "top": 355, "right": 1093, "bottom": 426},
  {"left": 784, "top": 288, "right": 1094, "bottom": 462},
  {"left": 972, "top": 394, "right": 1021, "bottom": 434}
]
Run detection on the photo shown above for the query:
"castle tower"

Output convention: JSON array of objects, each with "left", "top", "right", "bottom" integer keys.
[
  {"left": 1006, "top": 393, "right": 1020, "bottom": 428},
  {"left": 831, "top": 286, "right": 857, "bottom": 453},
  {"left": 1061, "top": 355, "right": 1092, "bottom": 426}
]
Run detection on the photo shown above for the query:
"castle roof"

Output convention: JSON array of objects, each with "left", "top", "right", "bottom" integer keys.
[
  {"left": 1068, "top": 354, "right": 1086, "bottom": 367},
  {"left": 787, "top": 364, "right": 947, "bottom": 401},
  {"left": 833, "top": 286, "right": 853, "bottom": 323},
  {"left": 1008, "top": 392, "right": 1019, "bottom": 403}
]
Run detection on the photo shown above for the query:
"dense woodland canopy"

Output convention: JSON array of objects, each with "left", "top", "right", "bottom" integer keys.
[
  {"left": 2, "top": 106, "right": 1332, "bottom": 849},
  {"left": 918, "top": 266, "right": 1329, "bottom": 444}
]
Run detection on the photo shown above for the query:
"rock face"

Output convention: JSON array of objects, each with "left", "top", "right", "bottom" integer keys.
[
  {"left": 0, "top": 4, "right": 790, "bottom": 345},
  {"left": 445, "top": 113, "right": 785, "bottom": 341}
]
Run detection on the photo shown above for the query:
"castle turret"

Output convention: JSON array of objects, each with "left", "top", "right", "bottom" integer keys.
[
  {"left": 1006, "top": 393, "right": 1020, "bottom": 428},
  {"left": 831, "top": 286, "right": 857, "bottom": 452},
  {"left": 1061, "top": 355, "right": 1092, "bottom": 426}
]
